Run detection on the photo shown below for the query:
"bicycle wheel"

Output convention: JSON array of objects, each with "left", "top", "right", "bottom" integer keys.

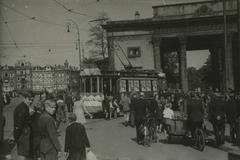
[{"left": 195, "top": 128, "right": 205, "bottom": 151}]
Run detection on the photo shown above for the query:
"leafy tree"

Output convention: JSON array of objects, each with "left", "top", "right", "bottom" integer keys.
[
  {"left": 86, "top": 12, "right": 109, "bottom": 58},
  {"left": 163, "top": 52, "right": 179, "bottom": 88},
  {"left": 198, "top": 56, "right": 211, "bottom": 85},
  {"left": 187, "top": 67, "right": 203, "bottom": 90},
  {"left": 188, "top": 55, "right": 215, "bottom": 91}
]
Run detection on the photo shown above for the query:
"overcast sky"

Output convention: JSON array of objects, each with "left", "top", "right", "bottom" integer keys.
[{"left": 0, "top": 0, "right": 209, "bottom": 69}]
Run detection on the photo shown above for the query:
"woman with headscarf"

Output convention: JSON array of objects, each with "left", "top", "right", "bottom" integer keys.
[{"left": 73, "top": 95, "right": 92, "bottom": 124}]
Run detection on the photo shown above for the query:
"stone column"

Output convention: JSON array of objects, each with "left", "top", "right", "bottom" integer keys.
[
  {"left": 224, "top": 33, "right": 234, "bottom": 91},
  {"left": 90, "top": 77, "right": 93, "bottom": 93},
  {"left": 83, "top": 78, "right": 86, "bottom": 93},
  {"left": 152, "top": 37, "right": 162, "bottom": 72},
  {"left": 97, "top": 77, "right": 100, "bottom": 93},
  {"left": 101, "top": 77, "right": 104, "bottom": 93},
  {"left": 209, "top": 48, "right": 220, "bottom": 91},
  {"left": 178, "top": 36, "right": 188, "bottom": 93}
]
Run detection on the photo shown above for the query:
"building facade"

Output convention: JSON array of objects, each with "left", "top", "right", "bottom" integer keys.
[
  {"left": 1, "top": 65, "right": 15, "bottom": 92},
  {"left": 32, "top": 65, "right": 54, "bottom": 92},
  {"left": 15, "top": 60, "right": 32, "bottom": 91},
  {"left": 103, "top": 0, "right": 240, "bottom": 92},
  {"left": 0, "top": 59, "right": 80, "bottom": 93}
]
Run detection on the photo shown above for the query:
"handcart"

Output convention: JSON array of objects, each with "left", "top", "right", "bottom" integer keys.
[{"left": 165, "top": 112, "right": 205, "bottom": 151}]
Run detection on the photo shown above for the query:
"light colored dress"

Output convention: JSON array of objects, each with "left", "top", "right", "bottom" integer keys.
[{"left": 73, "top": 100, "right": 86, "bottom": 124}]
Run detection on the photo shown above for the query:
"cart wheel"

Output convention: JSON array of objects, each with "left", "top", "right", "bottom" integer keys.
[{"left": 195, "top": 128, "right": 205, "bottom": 151}]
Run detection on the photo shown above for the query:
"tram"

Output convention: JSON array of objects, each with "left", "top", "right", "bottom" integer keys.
[{"left": 79, "top": 68, "right": 166, "bottom": 113}]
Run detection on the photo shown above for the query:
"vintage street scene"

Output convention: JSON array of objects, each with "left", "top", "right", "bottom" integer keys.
[{"left": 1, "top": 0, "right": 240, "bottom": 160}]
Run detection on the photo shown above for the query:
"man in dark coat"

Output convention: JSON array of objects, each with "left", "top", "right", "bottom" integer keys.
[
  {"left": 129, "top": 93, "right": 137, "bottom": 127},
  {"left": 65, "top": 93, "right": 73, "bottom": 112},
  {"left": 208, "top": 94, "right": 226, "bottom": 145},
  {"left": 30, "top": 100, "right": 44, "bottom": 160},
  {"left": 133, "top": 92, "right": 147, "bottom": 144},
  {"left": 146, "top": 98, "right": 160, "bottom": 142},
  {"left": 65, "top": 113, "right": 91, "bottom": 160},
  {"left": 225, "top": 94, "right": 238, "bottom": 143},
  {"left": 39, "top": 100, "right": 62, "bottom": 160},
  {"left": 187, "top": 93, "right": 204, "bottom": 137},
  {"left": 13, "top": 91, "right": 33, "bottom": 159}
]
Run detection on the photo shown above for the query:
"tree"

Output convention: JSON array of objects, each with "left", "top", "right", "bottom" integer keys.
[
  {"left": 86, "top": 12, "right": 109, "bottom": 59},
  {"left": 187, "top": 67, "right": 203, "bottom": 90},
  {"left": 163, "top": 52, "right": 179, "bottom": 88},
  {"left": 187, "top": 55, "right": 214, "bottom": 91},
  {"left": 198, "top": 55, "right": 215, "bottom": 90}
]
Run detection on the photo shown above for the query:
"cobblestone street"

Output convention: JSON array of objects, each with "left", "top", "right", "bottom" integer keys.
[{"left": 2, "top": 98, "right": 240, "bottom": 160}]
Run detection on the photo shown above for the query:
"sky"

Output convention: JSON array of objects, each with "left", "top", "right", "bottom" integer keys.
[{"left": 0, "top": 0, "right": 209, "bottom": 69}]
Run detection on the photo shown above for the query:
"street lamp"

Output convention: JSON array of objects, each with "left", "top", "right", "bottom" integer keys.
[{"left": 67, "top": 19, "right": 82, "bottom": 71}]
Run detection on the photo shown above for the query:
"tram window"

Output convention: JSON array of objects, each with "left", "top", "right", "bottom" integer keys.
[
  {"left": 92, "top": 78, "right": 97, "bottom": 92},
  {"left": 86, "top": 78, "right": 90, "bottom": 93},
  {"left": 99, "top": 78, "right": 102, "bottom": 93}
]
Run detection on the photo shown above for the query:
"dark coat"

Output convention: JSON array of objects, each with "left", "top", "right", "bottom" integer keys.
[
  {"left": 64, "top": 122, "right": 90, "bottom": 157},
  {"left": 209, "top": 98, "right": 226, "bottom": 123},
  {"left": 187, "top": 98, "right": 204, "bottom": 122},
  {"left": 38, "top": 112, "right": 61, "bottom": 154},
  {"left": 133, "top": 98, "right": 147, "bottom": 124},
  {"left": 13, "top": 102, "right": 31, "bottom": 156},
  {"left": 30, "top": 112, "right": 41, "bottom": 158},
  {"left": 65, "top": 95, "right": 73, "bottom": 105},
  {"left": 225, "top": 99, "right": 237, "bottom": 123},
  {"left": 146, "top": 99, "right": 160, "bottom": 119}
]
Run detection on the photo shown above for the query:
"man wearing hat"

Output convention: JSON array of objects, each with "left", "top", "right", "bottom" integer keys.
[
  {"left": 13, "top": 91, "right": 33, "bottom": 160},
  {"left": 38, "top": 99, "right": 62, "bottom": 160}
]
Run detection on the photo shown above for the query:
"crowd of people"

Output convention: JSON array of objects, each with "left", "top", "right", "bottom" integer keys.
[
  {"left": 12, "top": 90, "right": 92, "bottom": 160},
  {"left": 4, "top": 87, "right": 240, "bottom": 159},
  {"left": 115, "top": 89, "right": 240, "bottom": 147}
]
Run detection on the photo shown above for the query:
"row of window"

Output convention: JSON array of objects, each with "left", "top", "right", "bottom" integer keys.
[
  {"left": 120, "top": 79, "right": 158, "bottom": 92},
  {"left": 16, "top": 70, "right": 30, "bottom": 75},
  {"left": 32, "top": 74, "right": 53, "bottom": 78}
]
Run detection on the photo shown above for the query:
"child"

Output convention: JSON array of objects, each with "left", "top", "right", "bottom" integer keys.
[
  {"left": 65, "top": 113, "right": 91, "bottom": 160},
  {"left": 163, "top": 99, "right": 174, "bottom": 119},
  {"left": 162, "top": 99, "right": 174, "bottom": 134}
]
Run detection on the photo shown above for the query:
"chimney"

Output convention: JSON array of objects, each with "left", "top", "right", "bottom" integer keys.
[{"left": 135, "top": 11, "right": 140, "bottom": 19}]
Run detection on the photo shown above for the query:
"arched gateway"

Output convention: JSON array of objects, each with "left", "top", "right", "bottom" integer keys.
[{"left": 103, "top": 0, "right": 240, "bottom": 93}]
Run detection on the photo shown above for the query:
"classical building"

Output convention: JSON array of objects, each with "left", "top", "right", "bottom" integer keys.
[
  {"left": 32, "top": 65, "right": 54, "bottom": 92},
  {"left": 15, "top": 60, "right": 32, "bottom": 91},
  {"left": 1, "top": 65, "right": 15, "bottom": 92},
  {"left": 1, "top": 59, "right": 80, "bottom": 93},
  {"left": 103, "top": 0, "right": 240, "bottom": 92}
]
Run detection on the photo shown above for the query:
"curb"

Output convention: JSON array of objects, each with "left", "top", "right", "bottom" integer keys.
[{"left": 228, "top": 149, "right": 240, "bottom": 160}]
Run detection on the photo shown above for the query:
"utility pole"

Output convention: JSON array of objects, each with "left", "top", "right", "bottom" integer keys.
[
  {"left": 223, "top": 0, "right": 227, "bottom": 92},
  {"left": 67, "top": 19, "right": 82, "bottom": 71},
  {"left": 238, "top": 0, "right": 240, "bottom": 91},
  {"left": 0, "top": 78, "right": 3, "bottom": 142}
]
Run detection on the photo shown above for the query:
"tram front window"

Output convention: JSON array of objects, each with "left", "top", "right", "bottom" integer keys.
[
  {"left": 92, "top": 78, "right": 97, "bottom": 93},
  {"left": 86, "top": 78, "right": 90, "bottom": 93}
]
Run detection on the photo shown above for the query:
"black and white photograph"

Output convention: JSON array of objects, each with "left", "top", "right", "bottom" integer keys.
[{"left": 1, "top": 0, "right": 240, "bottom": 160}]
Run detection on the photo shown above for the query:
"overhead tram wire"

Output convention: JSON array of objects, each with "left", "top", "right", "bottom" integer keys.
[
  {"left": 52, "top": 0, "right": 94, "bottom": 18},
  {"left": 0, "top": 19, "right": 29, "bottom": 24},
  {"left": 115, "top": 42, "right": 133, "bottom": 68},
  {"left": 0, "top": 2, "right": 88, "bottom": 30},
  {"left": 0, "top": 12, "right": 20, "bottom": 49}
]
